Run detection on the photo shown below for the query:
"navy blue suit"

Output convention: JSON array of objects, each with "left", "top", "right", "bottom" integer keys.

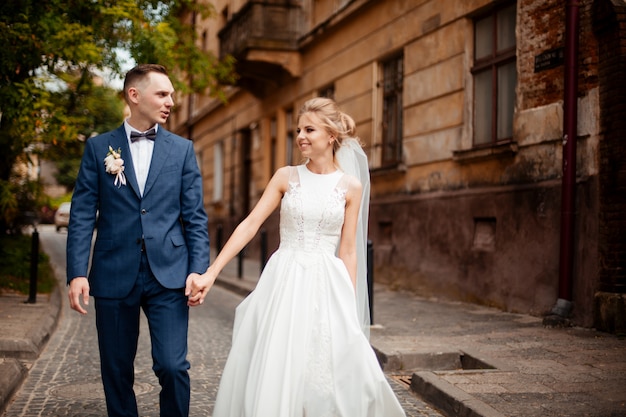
[{"left": 67, "top": 125, "right": 209, "bottom": 416}]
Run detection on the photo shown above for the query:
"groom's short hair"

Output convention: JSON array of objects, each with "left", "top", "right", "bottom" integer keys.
[{"left": 123, "top": 64, "right": 168, "bottom": 102}]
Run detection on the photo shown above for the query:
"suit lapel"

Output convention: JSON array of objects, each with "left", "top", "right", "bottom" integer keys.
[
  {"left": 109, "top": 125, "right": 141, "bottom": 198},
  {"left": 142, "top": 128, "right": 173, "bottom": 197}
]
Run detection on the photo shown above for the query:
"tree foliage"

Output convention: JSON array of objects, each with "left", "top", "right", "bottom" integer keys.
[
  {"left": 45, "top": 72, "right": 126, "bottom": 191},
  {"left": 0, "top": 0, "right": 236, "bottom": 233}
]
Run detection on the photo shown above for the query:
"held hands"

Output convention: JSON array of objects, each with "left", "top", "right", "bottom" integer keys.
[
  {"left": 185, "top": 268, "right": 218, "bottom": 307},
  {"left": 69, "top": 272, "right": 216, "bottom": 311},
  {"left": 68, "top": 277, "right": 90, "bottom": 315}
]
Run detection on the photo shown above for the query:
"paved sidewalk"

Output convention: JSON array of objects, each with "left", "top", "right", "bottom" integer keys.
[
  {"left": 1, "top": 252, "right": 625, "bottom": 417},
  {"left": 0, "top": 287, "right": 62, "bottom": 414}
]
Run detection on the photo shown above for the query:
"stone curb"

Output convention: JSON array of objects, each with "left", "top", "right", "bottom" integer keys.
[
  {"left": 0, "top": 358, "right": 27, "bottom": 415},
  {"left": 376, "top": 348, "right": 501, "bottom": 417},
  {"left": 0, "top": 284, "right": 63, "bottom": 412},
  {"left": 411, "top": 371, "right": 505, "bottom": 417},
  {"left": 0, "top": 286, "right": 62, "bottom": 360}
]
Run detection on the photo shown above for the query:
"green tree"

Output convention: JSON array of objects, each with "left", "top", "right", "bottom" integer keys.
[
  {"left": 0, "top": 0, "right": 236, "bottom": 233},
  {"left": 44, "top": 72, "right": 126, "bottom": 191}
]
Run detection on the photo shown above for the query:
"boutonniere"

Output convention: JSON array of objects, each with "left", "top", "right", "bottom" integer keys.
[{"left": 104, "top": 146, "right": 127, "bottom": 187}]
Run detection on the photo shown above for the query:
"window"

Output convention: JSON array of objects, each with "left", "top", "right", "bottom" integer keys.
[
  {"left": 285, "top": 108, "right": 294, "bottom": 166},
  {"left": 201, "top": 30, "right": 208, "bottom": 51},
  {"left": 319, "top": 84, "right": 335, "bottom": 100},
  {"left": 213, "top": 142, "right": 224, "bottom": 202},
  {"left": 381, "top": 54, "right": 403, "bottom": 165},
  {"left": 472, "top": 2, "right": 517, "bottom": 146},
  {"left": 270, "top": 117, "right": 277, "bottom": 174}
]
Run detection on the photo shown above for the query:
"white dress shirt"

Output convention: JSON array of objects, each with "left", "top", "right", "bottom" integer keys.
[{"left": 124, "top": 121, "right": 157, "bottom": 196}]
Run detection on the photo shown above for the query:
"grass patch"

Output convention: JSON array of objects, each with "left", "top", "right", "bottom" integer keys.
[{"left": 0, "top": 234, "right": 57, "bottom": 295}]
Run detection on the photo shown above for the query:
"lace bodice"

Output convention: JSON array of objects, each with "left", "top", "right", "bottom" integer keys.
[{"left": 279, "top": 165, "right": 348, "bottom": 254}]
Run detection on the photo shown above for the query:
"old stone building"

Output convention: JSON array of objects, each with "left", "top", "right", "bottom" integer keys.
[{"left": 168, "top": 0, "right": 626, "bottom": 331}]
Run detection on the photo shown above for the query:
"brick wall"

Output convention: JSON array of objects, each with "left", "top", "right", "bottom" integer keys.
[
  {"left": 518, "top": 0, "right": 565, "bottom": 108},
  {"left": 518, "top": 0, "right": 599, "bottom": 110},
  {"left": 594, "top": 0, "right": 626, "bottom": 294}
]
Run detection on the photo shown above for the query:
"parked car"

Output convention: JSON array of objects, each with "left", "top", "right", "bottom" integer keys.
[{"left": 54, "top": 202, "right": 71, "bottom": 232}]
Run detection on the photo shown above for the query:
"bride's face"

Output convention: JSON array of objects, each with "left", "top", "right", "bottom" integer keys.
[{"left": 296, "top": 112, "right": 334, "bottom": 159}]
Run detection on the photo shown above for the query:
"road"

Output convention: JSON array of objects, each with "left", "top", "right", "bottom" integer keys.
[
  {"left": 4, "top": 225, "right": 237, "bottom": 416},
  {"left": 3, "top": 225, "right": 443, "bottom": 417}
]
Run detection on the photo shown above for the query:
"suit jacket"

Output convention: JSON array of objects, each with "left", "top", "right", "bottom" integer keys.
[{"left": 66, "top": 125, "right": 210, "bottom": 299}]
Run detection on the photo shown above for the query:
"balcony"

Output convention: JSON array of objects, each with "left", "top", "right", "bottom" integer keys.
[{"left": 219, "top": 1, "right": 303, "bottom": 97}]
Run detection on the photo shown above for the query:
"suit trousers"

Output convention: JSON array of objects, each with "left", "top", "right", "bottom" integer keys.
[{"left": 94, "top": 252, "right": 190, "bottom": 417}]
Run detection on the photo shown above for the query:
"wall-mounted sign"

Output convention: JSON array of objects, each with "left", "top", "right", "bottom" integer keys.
[{"left": 534, "top": 47, "right": 565, "bottom": 73}]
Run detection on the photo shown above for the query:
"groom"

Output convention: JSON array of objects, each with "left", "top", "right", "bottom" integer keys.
[{"left": 67, "top": 64, "right": 209, "bottom": 417}]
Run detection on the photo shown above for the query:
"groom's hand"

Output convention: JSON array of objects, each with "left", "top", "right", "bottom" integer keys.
[
  {"left": 185, "top": 272, "right": 216, "bottom": 307},
  {"left": 68, "top": 277, "right": 90, "bottom": 315}
]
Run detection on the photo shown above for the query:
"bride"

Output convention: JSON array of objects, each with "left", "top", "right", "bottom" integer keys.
[{"left": 187, "top": 97, "right": 406, "bottom": 417}]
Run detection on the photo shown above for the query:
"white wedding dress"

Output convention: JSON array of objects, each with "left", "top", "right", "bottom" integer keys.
[{"left": 212, "top": 165, "right": 406, "bottom": 417}]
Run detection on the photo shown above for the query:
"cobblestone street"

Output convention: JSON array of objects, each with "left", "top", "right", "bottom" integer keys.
[
  {"left": 2, "top": 226, "right": 441, "bottom": 417},
  {"left": 3, "top": 270, "right": 239, "bottom": 416}
]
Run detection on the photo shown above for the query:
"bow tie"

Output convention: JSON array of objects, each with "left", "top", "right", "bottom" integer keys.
[{"left": 130, "top": 128, "right": 157, "bottom": 142}]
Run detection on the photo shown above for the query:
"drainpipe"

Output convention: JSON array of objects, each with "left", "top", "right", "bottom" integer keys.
[{"left": 549, "top": 0, "right": 580, "bottom": 321}]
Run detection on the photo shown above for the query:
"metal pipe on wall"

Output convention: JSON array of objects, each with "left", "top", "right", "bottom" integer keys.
[{"left": 551, "top": 0, "right": 580, "bottom": 319}]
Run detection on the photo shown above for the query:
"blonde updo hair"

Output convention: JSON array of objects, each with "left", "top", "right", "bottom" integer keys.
[{"left": 298, "top": 97, "right": 357, "bottom": 155}]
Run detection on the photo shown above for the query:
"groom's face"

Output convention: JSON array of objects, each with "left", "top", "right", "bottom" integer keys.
[{"left": 130, "top": 72, "right": 175, "bottom": 129}]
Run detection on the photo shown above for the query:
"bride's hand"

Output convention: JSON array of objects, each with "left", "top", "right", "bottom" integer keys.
[{"left": 185, "top": 269, "right": 218, "bottom": 307}]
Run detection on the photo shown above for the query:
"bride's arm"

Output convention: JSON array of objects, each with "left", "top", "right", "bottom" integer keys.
[
  {"left": 186, "top": 166, "right": 290, "bottom": 305},
  {"left": 338, "top": 176, "right": 363, "bottom": 292}
]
